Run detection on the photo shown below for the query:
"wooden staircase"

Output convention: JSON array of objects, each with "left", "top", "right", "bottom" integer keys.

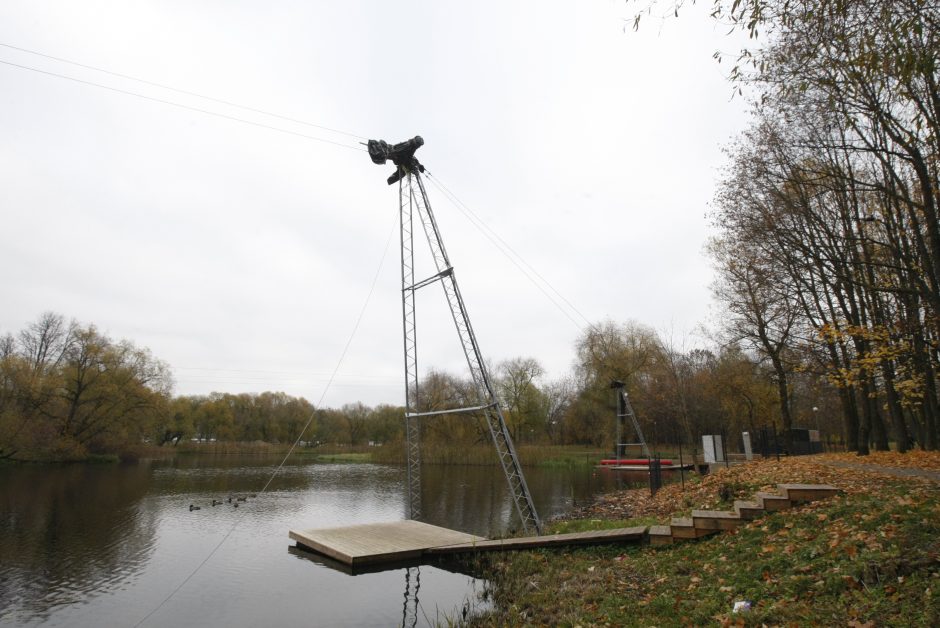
[{"left": 646, "top": 483, "right": 838, "bottom": 546}]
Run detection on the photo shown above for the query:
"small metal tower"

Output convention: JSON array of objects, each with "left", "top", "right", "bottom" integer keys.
[
  {"left": 610, "top": 380, "right": 650, "bottom": 460},
  {"left": 368, "top": 136, "right": 542, "bottom": 535}
]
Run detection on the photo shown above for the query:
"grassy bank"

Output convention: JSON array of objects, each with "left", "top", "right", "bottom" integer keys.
[
  {"left": 469, "top": 454, "right": 940, "bottom": 626},
  {"left": 1, "top": 444, "right": 175, "bottom": 464},
  {"left": 35, "top": 440, "right": 634, "bottom": 466},
  {"left": 158, "top": 441, "right": 651, "bottom": 467},
  {"left": 371, "top": 443, "right": 606, "bottom": 467},
  {"left": 171, "top": 441, "right": 377, "bottom": 460},
  {"left": 174, "top": 440, "right": 302, "bottom": 455}
]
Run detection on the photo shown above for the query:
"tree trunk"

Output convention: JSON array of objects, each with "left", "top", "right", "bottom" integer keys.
[
  {"left": 880, "top": 360, "right": 910, "bottom": 452},
  {"left": 923, "top": 374, "right": 940, "bottom": 451},
  {"left": 868, "top": 389, "right": 890, "bottom": 452},
  {"left": 856, "top": 386, "right": 872, "bottom": 456},
  {"left": 770, "top": 354, "right": 793, "bottom": 451},
  {"left": 838, "top": 385, "right": 860, "bottom": 453},
  {"left": 910, "top": 328, "right": 939, "bottom": 450}
]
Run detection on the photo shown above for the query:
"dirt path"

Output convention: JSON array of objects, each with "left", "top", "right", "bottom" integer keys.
[{"left": 819, "top": 459, "right": 940, "bottom": 482}]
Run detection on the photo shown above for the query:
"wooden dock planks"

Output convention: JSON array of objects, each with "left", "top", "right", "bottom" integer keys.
[
  {"left": 427, "top": 526, "right": 647, "bottom": 555},
  {"left": 290, "top": 521, "right": 647, "bottom": 566},
  {"left": 289, "top": 520, "right": 484, "bottom": 566}
]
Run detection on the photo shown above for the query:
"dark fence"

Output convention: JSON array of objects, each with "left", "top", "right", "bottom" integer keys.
[
  {"left": 752, "top": 427, "right": 823, "bottom": 457},
  {"left": 649, "top": 454, "right": 663, "bottom": 496}
]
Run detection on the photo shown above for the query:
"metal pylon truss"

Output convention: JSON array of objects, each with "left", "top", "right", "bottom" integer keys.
[
  {"left": 616, "top": 389, "right": 650, "bottom": 459},
  {"left": 397, "top": 171, "right": 541, "bottom": 535}
]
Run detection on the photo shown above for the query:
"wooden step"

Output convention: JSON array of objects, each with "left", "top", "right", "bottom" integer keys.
[
  {"left": 733, "top": 500, "right": 765, "bottom": 520},
  {"left": 755, "top": 491, "right": 792, "bottom": 511},
  {"left": 777, "top": 484, "right": 839, "bottom": 503},
  {"left": 647, "top": 485, "right": 841, "bottom": 548},
  {"left": 671, "top": 517, "right": 719, "bottom": 539},
  {"left": 691, "top": 510, "right": 744, "bottom": 531},
  {"left": 647, "top": 525, "right": 673, "bottom": 546}
]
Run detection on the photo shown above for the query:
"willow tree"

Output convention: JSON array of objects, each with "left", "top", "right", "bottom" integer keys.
[
  {"left": 0, "top": 313, "right": 172, "bottom": 460},
  {"left": 569, "top": 321, "right": 662, "bottom": 446}
]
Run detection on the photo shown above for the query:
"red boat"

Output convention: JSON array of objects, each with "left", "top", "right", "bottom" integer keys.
[{"left": 598, "top": 458, "right": 673, "bottom": 466}]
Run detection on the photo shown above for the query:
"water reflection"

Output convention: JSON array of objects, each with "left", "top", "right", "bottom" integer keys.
[
  {"left": 0, "top": 457, "right": 665, "bottom": 627},
  {"left": 420, "top": 464, "right": 662, "bottom": 536},
  {"left": 401, "top": 566, "right": 420, "bottom": 628},
  {"left": 0, "top": 464, "right": 157, "bottom": 622}
]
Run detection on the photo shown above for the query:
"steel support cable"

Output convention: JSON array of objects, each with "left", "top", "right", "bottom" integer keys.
[
  {"left": 4, "top": 42, "right": 596, "bottom": 336},
  {"left": 0, "top": 41, "right": 368, "bottom": 141},
  {"left": 132, "top": 216, "right": 397, "bottom": 628},
  {"left": 4, "top": 41, "right": 596, "bottom": 335},
  {"left": 0, "top": 59, "right": 365, "bottom": 152},
  {"left": 425, "top": 174, "right": 597, "bottom": 333},
  {"left": 173, "top": 366, "right": 395, "bottom": 375},
  {"left": 427, "top": 173, "right": 593, "bottom": 326}
]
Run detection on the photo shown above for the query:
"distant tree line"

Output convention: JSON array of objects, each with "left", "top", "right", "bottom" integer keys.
[
  {"left": 9, "top": 1, "right": 938, "bottom": 461},
  {"left": 6, "top": 311, "right": 821, "bottom": 461},
  {"left": 164, "top": 392, "right": 315, "bottom": 446},
  {"left": 165, "top": 395, "right": 402, "bottom": 449},
  {"left": 331, "top": 321, "right": 831, "bottom": 455}
]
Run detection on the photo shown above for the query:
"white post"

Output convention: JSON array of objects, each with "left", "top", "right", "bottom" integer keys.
[{"left": 702, "top": 435, "right": 724, "bottom": 463}]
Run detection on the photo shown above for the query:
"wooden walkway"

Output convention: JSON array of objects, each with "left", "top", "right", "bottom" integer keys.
[
  {"left": 290, "top": 484, "right": 841, "bottom": 569},
  {"left": 290, "top": 520, "right": 647, "bottom": 567},
  {"left": 425, "top": 526, "right": 647, "bottom": 556}
]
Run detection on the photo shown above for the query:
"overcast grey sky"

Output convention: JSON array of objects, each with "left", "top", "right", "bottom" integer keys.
[{"left": 0, "top": 1, "right": 748, "bottom": 407}]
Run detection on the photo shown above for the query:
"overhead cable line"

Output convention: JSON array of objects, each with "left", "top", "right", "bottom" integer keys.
[
  {"left": 1, "top": 41, "right": 596, "bottom": 333},
  {"left": 0, "top": 41, "right": 368, "bottom": 141},
  {"left": 172, "top": 377, "right": 399, "bottom": 386},
  {"left": 170, "top": 366, "right": 400, "bottom": 385},
  {"left": 134, "top": 215, "right": 398, "bottom": 627},
  {"left": 172, "top": 365, "right": 398, "bottom": 378},
  {"left": 0, "top": 59, "right": 365, "bottom": 152},
  {"left": 172, "top": 379, "right": 399, "bottom": 389},
  {"left": 426, "top": 173, "right": 597, "bottom": 333}
]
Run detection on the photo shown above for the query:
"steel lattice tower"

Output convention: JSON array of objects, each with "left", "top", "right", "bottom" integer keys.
[{"left": 369, "top": 136, "right": 542, "bottom": 535}]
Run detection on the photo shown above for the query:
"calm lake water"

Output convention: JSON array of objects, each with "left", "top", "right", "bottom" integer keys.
[{"left": 0, "top": 456, "right": 658, "bottom": 627}]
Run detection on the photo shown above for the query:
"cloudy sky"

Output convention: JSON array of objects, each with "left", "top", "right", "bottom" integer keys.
[{"left": 0, "top": 1, "right": 749, "bottom": 407}]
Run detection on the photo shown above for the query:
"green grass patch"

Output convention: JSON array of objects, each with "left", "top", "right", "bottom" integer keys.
[
  {"left": 471, "top": 477, "right": 940, "bottom": 626},
  {"left": 526, "top": 446, "right": 608, "bottom": 468},
  {"left": 84, "top": 453, "right": 121, "bottom": 464},
  {"left": 312, "top": 452, "right": 372, "bottom": 463},
  {"left": 547, "top": 516, "right": 661, "bottom": 535},
  {"left": 371, "top": 443, "right": 607, "bottom": 467},
  {"left": 370, "top": 442, "right": 691, "bottom": 467},
  {"left": 175, "top": 440, "right": 288, "bottom": 455}
]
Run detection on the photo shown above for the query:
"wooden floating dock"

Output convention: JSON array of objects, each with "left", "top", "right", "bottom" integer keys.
[
  {"left": 289, "top": 520, "right": 483, "bottom": 567},
  {"left": 290, "top": 520, "right": 647, "bottom": 567}
]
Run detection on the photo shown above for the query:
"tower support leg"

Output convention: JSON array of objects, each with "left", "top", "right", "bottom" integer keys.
[{"left": 397, "top": 172, "right": 541, "bottom": 534}]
